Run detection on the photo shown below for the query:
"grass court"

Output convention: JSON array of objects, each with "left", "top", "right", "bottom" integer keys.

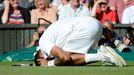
[{"left": 0, "top": 61, "right": 134, "bottom": 75}]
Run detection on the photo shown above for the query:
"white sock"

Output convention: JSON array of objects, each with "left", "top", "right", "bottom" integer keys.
[
  {"left": 48, "top": 60, "right": 56, "bottom": 67},
  {"left": 85, "top": 54, "right": 101, "bottom": 63}
]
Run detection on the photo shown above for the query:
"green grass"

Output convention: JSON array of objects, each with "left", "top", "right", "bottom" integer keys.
[{"left": 0, "top": 61, "right": 134, "bottom": 75}]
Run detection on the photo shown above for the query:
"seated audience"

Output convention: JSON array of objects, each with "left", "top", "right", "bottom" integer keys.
[
  {"left": 28, "top": 0, "right": 57, "bottom": 48},
  {"left": 98, "top": 20, "right": 131, "bottom": 52},
  {"left": 91, "top": 0, "right": 117, "bottom": 24},
  {"left": 0, "top": 0, "right": 31, "bottom": 24},
  {"left": 109, "top": 0, "right": 134, "bottom": 23},
  {"left": 123, "top": 24, "right": 134, "bottom": 45},
  {"left": 122, "top": 5, "right": 134, "bottom": 24},
  {"left": 31, "top": 0, "right": 57, "bottom": 25},
  {"left": 58, "top": 0, "right": 90, "bottom": 20}
]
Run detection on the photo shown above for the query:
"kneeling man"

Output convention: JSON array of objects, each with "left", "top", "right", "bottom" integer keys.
[{"left": 35, "top": 17, "right": 126, "bottom": 67}]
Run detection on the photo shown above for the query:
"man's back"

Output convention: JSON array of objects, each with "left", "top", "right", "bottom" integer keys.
[{"left": 39, "top": 17, "right": 102, "bottom": 55}]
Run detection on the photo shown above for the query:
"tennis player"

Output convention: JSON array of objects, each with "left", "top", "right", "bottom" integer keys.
[{"left": 35, "top": 16, "right": 126, "bottom": 67}]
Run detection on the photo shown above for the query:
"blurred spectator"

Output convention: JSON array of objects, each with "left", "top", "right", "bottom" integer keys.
[
  {"left": 19, "top": 0, "right": 35, "bottom": 10},
  {"left": 109, "top": 0, "right": 134, "bottom": 23},
  {"left": 80, "top": 0, "right": 91, "bottom": 7},
  {"left": 31, "top": 0, "right": 57, "bottom": 25},
  {"left": 50, "top": 0, "right": 70, "bottom": 12},
  {"left": 0, "top": 0, "right": 4, "bottom": 10},
  {"left": 0, "top": 0, "right": 31, "bottom": 24},
  {"left": 29, "top": 0, "right": 57, "bottom": 48},
  {"left": 26, "top": 32, "right": 40, "bottom": 48},
  {"left": 58, "top": 0, "right": 90, "bottom": 20},
  {"left": 91, "top": 0, "right": 117, "bottom": 24},
  {"left": 123, "top": 24, "right": 134, "bottom": 45},
  {"left": 98, "top": 20, "right": 131, "bottom": 52},
  {"left": 88, "top": 0, "right": 95, "bottom": 10},
  {"left": 98, "top": 20, "right": 118, "bottom": 47},
  {"left": 122, "top": 5, "right": 134, "bottom": 24},
  {"left": 26, "top": 25, "right": 45, "bottom": 48}
]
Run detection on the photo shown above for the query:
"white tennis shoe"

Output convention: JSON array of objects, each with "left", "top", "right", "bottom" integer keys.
[
  {"left": 105, "top": 46, "right": 126, "bottom": 66},
  {"left": 98, "top": 45, "right": 126, "bottom": 67}
]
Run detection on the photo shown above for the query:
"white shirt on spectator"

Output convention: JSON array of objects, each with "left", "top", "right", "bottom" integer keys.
[
  {"left": 58, "top": 3, "right": 90, "bottom": 20},
  {"left": 52, "top": 0, "right": 62, "bottom": 6},
  {"left": 52, "top": 0, "right": 65, "bottom": 11},
  {"left": 122, "top": 5, "right": 134, "bottom": 24}
]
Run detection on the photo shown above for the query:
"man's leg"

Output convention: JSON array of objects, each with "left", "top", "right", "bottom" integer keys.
[
  {"left": 67, "top": 45, "right": 126, "bottom": 67},
  {"left": 70, "top": 53, "right": 100, "bottom": 65},
  {"left": 46, "top": 46, "right": 101, "bottom": 66},
  {"left": 50, "top": 46, "right": 71, "bottom": 66},
  {"left": 37, "top": 45, "right": 126, "bottom": 67},
  {"left": 37, "top": 52, "right": 100, "bottom": 66}
]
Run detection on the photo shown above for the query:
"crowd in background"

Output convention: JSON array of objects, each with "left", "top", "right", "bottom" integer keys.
[
  {"left": 0, "top": 0, "right": 134, "bottom": 48},
  {"left": 0, "top": 0, "right": 134, "bottom": 24}
]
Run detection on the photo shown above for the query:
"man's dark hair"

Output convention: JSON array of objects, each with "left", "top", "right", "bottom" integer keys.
[{"left": 34, "top": 50, "right": 41, "bottom": 66}]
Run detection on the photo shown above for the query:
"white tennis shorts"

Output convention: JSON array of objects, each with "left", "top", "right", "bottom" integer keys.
[{"left": 39, "top": 17, "right": 102, "bottom": 58}]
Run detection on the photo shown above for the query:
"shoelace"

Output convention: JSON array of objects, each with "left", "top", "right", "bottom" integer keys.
[{"left": 101, "top": 53, "right": 116, "bottom": 66}]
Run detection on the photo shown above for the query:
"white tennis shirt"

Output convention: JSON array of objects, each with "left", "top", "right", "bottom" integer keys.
[{"left": 39, "top": 17, "right": 102, "bottom": 58}]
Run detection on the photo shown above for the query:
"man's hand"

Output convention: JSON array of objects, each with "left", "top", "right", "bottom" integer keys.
[{"left": 38, "top": 59, "right": 48, "bottom": 67}]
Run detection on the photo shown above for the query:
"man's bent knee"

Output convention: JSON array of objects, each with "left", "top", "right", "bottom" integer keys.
[{"left": 51, "top": 46, "right": 71, "bottom": 65}]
